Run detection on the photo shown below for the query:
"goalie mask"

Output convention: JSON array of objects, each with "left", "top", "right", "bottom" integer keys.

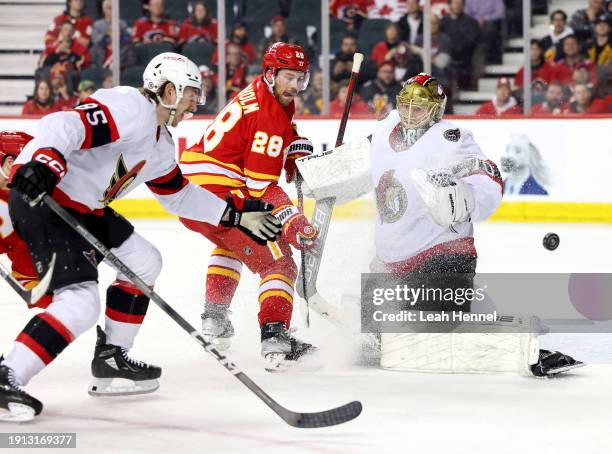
[{"left": 396, "top": 73, "right": 447, "bottom": 130}]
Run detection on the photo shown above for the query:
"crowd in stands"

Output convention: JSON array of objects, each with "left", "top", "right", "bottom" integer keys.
[{"left": 21, "top": 0, "right": 612, "bottom": 116}]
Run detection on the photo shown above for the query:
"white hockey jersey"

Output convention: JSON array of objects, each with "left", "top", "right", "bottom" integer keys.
[
  {"left": 371, "top": 111, "right": 502, "bottom": 270},
  {"left": 13, "top": 86, "right": 226, "bottom": 224}
]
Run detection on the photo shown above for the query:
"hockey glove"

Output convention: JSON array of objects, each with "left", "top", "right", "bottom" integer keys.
[
  {"left": 220, "top": 196, "right": 281, "bottom": 245},
  {"left": 284, "top": 137, "right": 314, "bottom": 183},
  {"left": 10, "top": 148, "right": 66, "bottom": 203},
  {"left": 410, "top": 168, "right": 474, "bottom": 228},
  {"left": 272, "top": 204, "right": 318, "bottom": 250}
]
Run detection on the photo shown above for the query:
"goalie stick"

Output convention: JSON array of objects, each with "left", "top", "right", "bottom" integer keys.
[
  {"left": 0, "top": 254, "right": 56, "bottom": 306},
  {"left": 296, "top": 53, "right": 363, "bottom": 313},
  {"left": 40, "top": 194, "right": 361, "bottom": 428}
]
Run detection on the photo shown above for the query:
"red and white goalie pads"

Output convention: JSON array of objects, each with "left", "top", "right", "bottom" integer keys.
[{"left": 296, "top": 137, "right": 372, "bottom": 205}]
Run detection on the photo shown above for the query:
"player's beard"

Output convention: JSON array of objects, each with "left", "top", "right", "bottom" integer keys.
[{"left": 274, "top": 86, "right": 297, "bottom": 106}]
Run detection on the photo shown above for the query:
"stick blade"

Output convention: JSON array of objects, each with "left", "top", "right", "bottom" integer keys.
[
  {"left": 30, "top": 253, "right": 56, "bottom": 304},
  {"left": 281, "top": 400, "right": 362, "bottom": 428}
]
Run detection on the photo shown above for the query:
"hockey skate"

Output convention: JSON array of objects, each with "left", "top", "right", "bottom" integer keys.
[
  {"left": 530, "top": 349, "right": 585, "bottom": 377},
  {"left": 88, "top": 326, "right": 161, "bottom": 396},
  {"left": 261, "top": 322, "right": 319, "bottom": 372},
  {"left": 201, "top": 305, "right": 234, "bottom": 351},
  {"left": 0, "top": 358, "right": 42, "bottom": 422}
]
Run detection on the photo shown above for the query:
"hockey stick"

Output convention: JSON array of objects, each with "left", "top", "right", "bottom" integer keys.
[
  {"left": 296, "top": 53, "right": 363, "bottom": 308},
  {"left": 40, "top": 194, "right": 361, "bottom": 428},
  {"left": 0, "top": 254, "right": 56, "bottom": 305},
  {"left": 295, "top": 174, "right": 309, "bottom": 327}
]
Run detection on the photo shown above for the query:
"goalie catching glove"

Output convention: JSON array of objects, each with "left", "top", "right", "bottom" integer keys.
[
  {"left": 220, "top": 195, "right": 282, "bottom": 245},
  {"left": 410, "top": 168, "right": 474, "bottom": 228}
]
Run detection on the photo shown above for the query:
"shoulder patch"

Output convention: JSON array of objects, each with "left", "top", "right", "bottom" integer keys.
[{"left": 443, "top": 128, "right": 461, "bottom": 142}]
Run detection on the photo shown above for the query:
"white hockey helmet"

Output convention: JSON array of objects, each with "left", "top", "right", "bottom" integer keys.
[{"left": 142, "top": 52, "right": 204, "bottom": 124}]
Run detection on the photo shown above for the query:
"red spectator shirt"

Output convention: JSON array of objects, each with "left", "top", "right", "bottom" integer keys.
[
  {"left": 132, "top": 17, "right": 178, "bottom": 43},
  {"left": 563, "top": 99, "right": 609, "bottom": 114},
  {"left": 330, "top": 94, "right": 371, "bottom": 115},
  {"left": 476, "top": 101, "right": 522, "bottom": 116},
  {"left": 370, "top": 41, "right": 394, "bottom": 66},
  {"left": 41, "top": 39, "right": 91, "bottom": 70},
  {"left": 514, "top": 61, "right": 554, "bottom": 87},
  {"left": 178, "top": 19, "right": 218, "bottom": 44},
  {"left": 330, "top": 0, "right": 375, "bottom": 25},
  {"left": 44, "top": 12, "right": 93, "bottom": 46},
  {"left": 55, "top": 96, "right": 79, "bottom": 111},
  {"left": 551, "top": 59, "right": 598, "bottom": 85},
  {"left": 21, "top": 100, "right": 57, "bottom": 115},
  {"left": 532, "top": 102, "right": 569, "bottom": 115},
  {"left": 212, "top": 41, "right": 257, "bottom": 65}
]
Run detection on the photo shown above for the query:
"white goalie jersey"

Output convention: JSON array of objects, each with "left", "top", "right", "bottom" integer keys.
[
  {"left": 13, "top": 86, "right": 226, "bottom": 224},
  {"left": 371, "top": 111, "right": 502, "bottom": 265}
]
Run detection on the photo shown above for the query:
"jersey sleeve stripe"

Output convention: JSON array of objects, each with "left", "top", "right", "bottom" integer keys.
[
  {"left": 74, "top": 98, "right": 120, "bottom": 149},
  {"left": 180, "top": 152, "right": 245, "bottom": 175},
  {"left": 146, "top": 165, "right": 189, "bottom": 195},
  {"left": 244, "top": 168, "right": 280, "bottom": 182}
]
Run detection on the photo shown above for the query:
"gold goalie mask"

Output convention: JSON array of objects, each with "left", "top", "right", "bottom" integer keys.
[{"left": 396, "top": 73, "right": 447, "bottom": 130}]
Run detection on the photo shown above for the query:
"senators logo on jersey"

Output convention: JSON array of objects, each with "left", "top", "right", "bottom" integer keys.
[
  {"left": 375, "top": 170, "right": 408, "bottom": 224},
  {"left": 100, "top": 155, "right": 146, "bottom": 205}
]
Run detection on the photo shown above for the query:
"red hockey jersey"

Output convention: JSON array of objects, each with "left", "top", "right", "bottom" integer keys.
[{"left": 180, "top": 76, "right": 299, "bottom": 198}]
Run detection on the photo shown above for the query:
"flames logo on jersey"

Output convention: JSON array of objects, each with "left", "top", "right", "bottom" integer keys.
[
  {"left": 375, "top": 170, "right": 407, "bottom": 224},
  {"left": 100, "top": 155, "right": 146, "bottom": 205}
]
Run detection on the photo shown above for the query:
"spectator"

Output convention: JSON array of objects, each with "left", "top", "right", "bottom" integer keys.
[
  {"left": 396, "top": 0, "right": 423, "bottom": 45},
  {"left": 101, "top": 70, "right": 114, "bottom": 89},
  {"left": 541, "top": 10, "right": 574, "bottom": 61},
  {"left": 302, "top": 69, "right": 324, "bottom": 113},
  {"left": 40, "top": 21, "right": 90, "bottom": 71},
  {"left": 213, "top": 22, "right": 257, "bottom": 65},
  {"left": 390, "top": 42, "right": 423, "bottom": 81},
  {"left": 132, "top": 0, "right": 178, "bottom": 44},
  {"left": 440, "top": 0, "right": 481, "bottom": 90},
  {"left": 225, "top": 42, "right": 248, "bottom": 100},
  {"left": 514, "top": 40, "right": 554, "bottom": 87},
  {"left": 570, "top": 0, "right": 605, "bottom": 42},
  {"left": 329, "top": 0, "right": 375, "bottom": 31},
  {"left": 360, "top": 61, "right": 402, "bottom": 117},
  {"left": 294, "top": 96, "right": 313, "bottom": 115},
  {"left": 44, "top": 0, "right": 92, "bottom": 47},
  {"left": 330, "top": 80, "right": 371, "bottom": 115},
  {"left": 476, "top": 77, "right": 522, "bottom": 116},
  {"left": 91, "top": 0, "right": 136, "bottom": 69},
  {"left": 259, "top": 16, "right": 296, "bottom": 60},
  {"left": 332, "top": 33, "right": 359, "bottom": 82},
  {"left": 587, "top": 14, "right": 612, "bottom": 65},
  {"left": 532, "top": 81, "right": 568, "bottom": 114},
  {"left": 564, "top": 82, "right": 608, "bottom": 112},
  {"left": 573, "top": 62, "right": 594, "bottom": 86},
  {"left": 76, "top": 80, "right": 96, "bottom": 104},
  {"left": 465, "top": 0, "right": 505, "bottom": 64},
  {"left": 178, "top": 0, "right": 218, "bottom": 45},
  {"left": 551, "top": 35, "right": 598, "bottom": 84},
  {"left": 412, "top": 14, "right": 452, "bottom": 85},
  {"left": 49, "top": 64, "right": 77, "bottom": 111},
  {"left": 370, "top": 23, "right": 402, "bottom": 65},
  {"left": 197, "top": 65, "right": 218, "bottom": 114},
  {"left": 22, "top": 79, "right": 56, "bottom": 115}
]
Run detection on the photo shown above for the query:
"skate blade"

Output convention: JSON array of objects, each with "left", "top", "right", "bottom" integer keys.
[
  {"left": 546, "top": 361, "right": 586, "bottom": 376},
  {"left": 263, "top": 352, "right": 322, "bottom": 373},
  {"left": 88, "top": 378, "right": 160, "bottom": 396},
  {"left": 0, "top": 403, "right": 36, "bottom": 423}
]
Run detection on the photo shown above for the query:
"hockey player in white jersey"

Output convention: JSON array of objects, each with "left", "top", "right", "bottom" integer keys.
[
  {"left": 0, "top": 52, "right": 281, "bottom": 422},
  {"left": 298, "top": 73, "right": 582, "bottom": 378}
]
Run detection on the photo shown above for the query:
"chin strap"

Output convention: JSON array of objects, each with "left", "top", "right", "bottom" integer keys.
[
  {"left": 0, "top": 167, "right": 9, "bottom": 180},
  {"left": 156, "top": 95, "right": 181, "bottom": 126}
]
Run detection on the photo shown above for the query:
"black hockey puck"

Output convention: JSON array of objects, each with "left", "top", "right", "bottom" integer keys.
[{"left": 543, "top": 233, "right": 560, "bottom": 251}]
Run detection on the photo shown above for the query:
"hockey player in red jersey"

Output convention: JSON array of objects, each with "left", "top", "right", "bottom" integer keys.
[
  {"left": 0, "top": 53, "right": 281, "bottom": 422},
  {"left": 179, "top": 42, "right": 318, "bottom": 371},
  {"left": 0, "top": 131, "right": 51, "bottom": 309}
]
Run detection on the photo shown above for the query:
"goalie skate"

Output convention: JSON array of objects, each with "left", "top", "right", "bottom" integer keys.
[
  {"left": 0, "top": 359, "right": 42, "bottom": 422},
  {"left": 261, "top": 322, "right": 319, "bottom": 372},
  {"left": 530, "top": 349, "right": 585, "bottom": 377},
  {"left": 201, "top": 306, "right": 234, "bottom": 351},
  {"left": 88, "top": 326, "right": 161, "bottom": 396}
]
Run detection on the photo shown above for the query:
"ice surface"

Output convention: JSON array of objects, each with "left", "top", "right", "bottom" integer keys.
[{"left": 0, "top": 220, "right": 610, "bottom": 453}]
